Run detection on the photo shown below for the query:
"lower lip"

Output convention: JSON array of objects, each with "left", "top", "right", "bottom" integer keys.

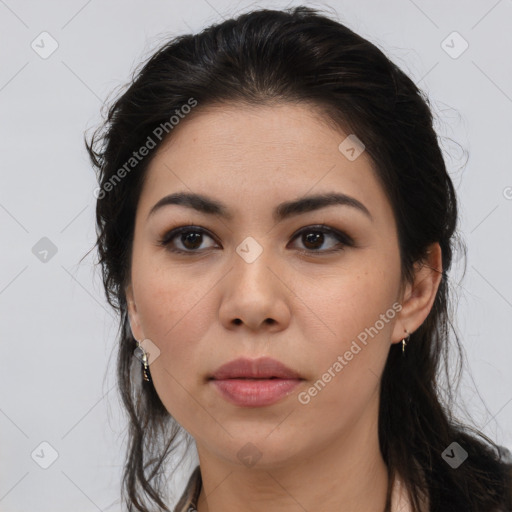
[{"left": 210, "top": 378, "right": 301, "bottom": 407}]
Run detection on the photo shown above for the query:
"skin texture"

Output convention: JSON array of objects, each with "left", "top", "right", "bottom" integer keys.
[{"left": 125, "top": 103, "right": 442, "bottom": 512}]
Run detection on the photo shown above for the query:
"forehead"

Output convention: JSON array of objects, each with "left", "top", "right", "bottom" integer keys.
[
  {"left": 155, "top": 101, "right": 355, "bottom": 162},
  {"left": 138, "top": 102, "right": 393, "bottom": 226}
]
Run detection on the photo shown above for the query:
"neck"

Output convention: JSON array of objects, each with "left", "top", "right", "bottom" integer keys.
[{"left": 195, "top": 398, "right": 389, "bottom": 512}]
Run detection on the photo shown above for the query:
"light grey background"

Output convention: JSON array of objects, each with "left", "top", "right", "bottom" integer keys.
[{"left": 1, "top": 0, "right": 511, "bottom": 510}]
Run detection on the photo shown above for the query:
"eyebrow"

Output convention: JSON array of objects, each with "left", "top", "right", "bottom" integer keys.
[{"left": 147, "top": 191, "right": 373, "bottom": 223}]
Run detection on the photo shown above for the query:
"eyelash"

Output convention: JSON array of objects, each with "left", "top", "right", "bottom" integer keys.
[{"left": 157, "top": 224, "right": 354, "bottom": 256}]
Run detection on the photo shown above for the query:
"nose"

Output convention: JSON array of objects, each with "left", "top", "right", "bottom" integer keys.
[{"left": 218, "top": 246, "right": 291, "bottom": 333}]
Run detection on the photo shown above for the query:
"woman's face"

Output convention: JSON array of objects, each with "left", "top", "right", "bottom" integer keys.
[{"left": 126, "top": 102, "right": 410, "bottom": 467}]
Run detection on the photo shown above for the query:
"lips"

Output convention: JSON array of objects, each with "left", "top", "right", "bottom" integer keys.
[
  {"left": 209, "top": 357, "right": 302, "bottom": 380},
  {"left": 209, "top": 357, "right": 303, "bottom": 407}
]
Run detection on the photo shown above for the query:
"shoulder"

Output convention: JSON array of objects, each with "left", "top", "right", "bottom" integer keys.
[
  {"left": 452, "top": 441, "right": 512, "bottom": 511},
  {"left": 497, "top": 445, "right": 512, "bottom": 465},
  {"left": 393, "top": 443, "right": 512, "bottom": 512},
  {"left": 497, "top": 445, "right": 512, "bottom": 510}
]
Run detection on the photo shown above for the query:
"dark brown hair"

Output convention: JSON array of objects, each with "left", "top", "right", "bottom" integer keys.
[{"left": 85, "top": 6, "right": 512, "bottom": 511}]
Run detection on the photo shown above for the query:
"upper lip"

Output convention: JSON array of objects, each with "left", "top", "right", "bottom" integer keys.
[{"left": 210, "top": 357, "right": 302, "bottom": 380}]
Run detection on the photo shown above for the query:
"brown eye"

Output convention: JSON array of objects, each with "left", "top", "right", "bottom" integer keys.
[
  {"left": 158, "top": 226, "right": 218, "bottom": 253},
  {"left": 158, "top": 224, "right": 353, "bottom": 256},
  {"left": 289, "top": 225, "right": 353, "bottom": 253},
  {"left": 179, "top": 231, "right": 204, "bottom": 250},
  {"left": 302, "top": 231, "right": 325, "bottom": 250}
]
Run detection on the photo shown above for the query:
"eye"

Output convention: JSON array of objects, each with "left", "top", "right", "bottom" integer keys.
[
  {"left": 157, "top": 226, "right": 219, "bottom": 254},
  {"left": 288, "top": 225, "right": 353, "bottom": 254},
  {"left": 157, "top": 224, "right": 353, "bottom": 255}
]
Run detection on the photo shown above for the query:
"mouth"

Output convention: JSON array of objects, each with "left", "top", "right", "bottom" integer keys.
[
  {"left": 209, "top": 377, "right": 302, "bottom": 407},
  {"left": 212, "top": 376, "right": 281, "bottom": 379},
  {"left": 209, "top": 356, "right": 302, "bottom": 380},
  {"left": 209, "top": 357, "right": 303, "bottom": 407}
]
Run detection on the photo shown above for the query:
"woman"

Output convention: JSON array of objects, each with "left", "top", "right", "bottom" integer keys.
[{"left": 85, "top": 6, "right": 512, "bottom": 512}]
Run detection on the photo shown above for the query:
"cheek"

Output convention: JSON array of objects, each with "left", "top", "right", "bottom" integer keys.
[
  {"left": 132, "top": 263, "right": 213, "bottom": 425},
  {"left": 296, "top": 263, "right": 400, "bottom": 405},
  {"left": 300, "top": 262, "right": 399, "bottom": 348},
  {"left": 131, "top": 252, "right": 226, "bottom": 384}
]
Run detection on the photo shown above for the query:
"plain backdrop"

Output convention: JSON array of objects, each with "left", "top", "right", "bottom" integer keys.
[{"left": 1, "top": 0, "right": 511, "bottom": 510}]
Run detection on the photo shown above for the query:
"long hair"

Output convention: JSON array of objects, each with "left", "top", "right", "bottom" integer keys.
[{"left": 84, "top": 6, "right": 512, "bottom": 511}]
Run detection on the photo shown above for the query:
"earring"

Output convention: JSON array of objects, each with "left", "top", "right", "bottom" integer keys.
[
  {"left": 141, "top": 349, "right": 152, "bottom": 383},
  {"left": 136, "top": 340, "right": 152, "bottom": 383},
  {"left": 401, "top": 329, "right": 410, "bottom": 355}
]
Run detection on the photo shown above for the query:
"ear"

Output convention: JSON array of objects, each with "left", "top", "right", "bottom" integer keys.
[
  {"left": 391, "top": 242, "right": 443, "bottom": 344},
  {"left": 125, "top": 283, "right": 144, "bottom": 341}
]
